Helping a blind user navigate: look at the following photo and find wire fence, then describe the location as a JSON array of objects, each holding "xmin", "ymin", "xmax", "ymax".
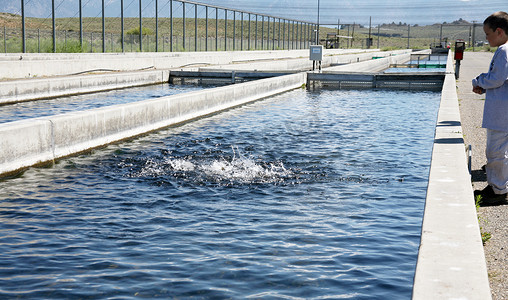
[
  {"xmin": 1, "ymin": 0, "xmax": 317, "ymax": 53},
  {"xmin": 0, "ymin": 0, "xmax": 487, "ymax": 53}
]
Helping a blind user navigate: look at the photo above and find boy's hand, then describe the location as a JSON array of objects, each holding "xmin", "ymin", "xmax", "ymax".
[{"xmin": 472, "ymin": 86, "xmax": 485, "ymax": 94}]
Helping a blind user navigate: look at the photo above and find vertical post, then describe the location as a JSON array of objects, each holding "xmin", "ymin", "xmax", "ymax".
[
  {"xmin": 205, "ymin": 6, "xmax": 208, "ymax": 51},
  {"xmin": 170, "ymin": 0, "xmax": 173, "ymax": 52},
  {"xmin": 224, "ymin": 9, "xmax": 227, "ymax": 51},
  {"xmin": 267, "ymin": 17, "xmax": 270, "ymax": 50},
  {"xmin": 21, "ymin": 0, "xmax": 26, "ymax": 53},
  {"xmin": 3, "ymin": 26, "xmax": 6, "ymax": 53},
  {"xmin": 52, "ymin": 0, "xmax": 56, "ymax": 53},
  {"xmin": 317, "ymin": 0, "xmax": 320, "ymax": 47},
  {"xmin": 261, "ymin": 16, "xmax": 264, "ymax": 50},
  {"xmin": 215, "ymin": 8, "xmax": 218, "ymax": 51},
  {"xmin": 121, "ymin": 0, "xmax": 124, "ymax": 52},
  {"xmin": 102, "ymin": 0, "xmax": 105, "ymax": 53},
  {"xmin": 278, "ymin": 19, "xmax": 281, "ymax": 49},
  {"xmin": 241, "ymin": 13, "xmax": 243, "ymax": 51},
  {"xmin": 194, "ymin": 4, "xmax": 197, "ymax": 52},
  {"xmin": 233, "ymin": 11, "xmax": 236, "ymax": 51},
  {"xmin": 248, "ymin": 13, "xmax": 251, "ymax": 50},
  {"xmin": 352, "ymin": 22, "xmax": 355, "ymax": 48},
  {"xmin": 407, "ymin": 24, "xmax": 410, "ymax": 49},
  {"xmin": 439, "ymin": 24, "xmax": 443, "ymax": 42},
  {"xmin": 80, "ymin": 0, "xmax": 83, "ymax": 49},
  {"xmin": 183, "ymin": 2, "xmax": 186, "ymax": 50},
  {"xmin": 139, "ymin": 0, "xmax": 142, "ymax": 52},
  {"xmin": 255, "ymin": 15, "xmax": 258, "ymax": 50},
  {"xmin": 283, "ymin": 20, "xmax": 286, "ymax": 49},
  {"xmin": 156, "ymin": 0, "xmax": 159, "ymax": 52},
  {"xmin": 472, "ymin": 22, "xmax": 476, "ymax": 52},
  {"xmin": 377, "ymin": 24, "xmax": 380, "ymax": 49},
  {"xmin": 37, "ymin": 29, "xmax": 40, "ymax": 53},
  {"xmin": 368, "ymin": 16, "xmax": 372, "ymax": 49}
]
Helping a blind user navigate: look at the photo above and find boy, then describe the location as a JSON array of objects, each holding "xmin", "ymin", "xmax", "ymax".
[{"xmin": 472, "ymin": 11, "xmax": 508, "ymax": 205}]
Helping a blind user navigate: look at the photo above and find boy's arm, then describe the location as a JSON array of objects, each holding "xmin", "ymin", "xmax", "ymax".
[{"xmin": 474, "ymin": 49, "xmax": 508, "ymax": 90}]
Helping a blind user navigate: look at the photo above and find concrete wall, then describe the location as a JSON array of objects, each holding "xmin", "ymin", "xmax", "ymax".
[
  {"xmin": 412, "ymin": 52, "xmax": 491, "ymax": 299},
  {"xmin": 0, "ymin": 72, "xmax": 306, "ymax": 177},
  {"xmin": 0, "ymin": 49, "xmax": 374, "ymax": 79},
  {"xmin": 0, "ymin": 49, "xmax": 402, "ymax": 104},
  {"xmin": 0, "ymin": 70, "xmax": 170, "ymax": 105}
]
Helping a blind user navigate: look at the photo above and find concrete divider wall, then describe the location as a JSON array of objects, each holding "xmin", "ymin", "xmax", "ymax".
[
  {"xmin": 0, "ymin": 70, "xmax": 170, "ymax": 104},
  {"xmin": 0, "ymin": 72, "xmax": 306, "ymax": 177},
  {"xmin": 323, "ymin": 52, "xmax": 411, "ymax": 73},
  {"xmin": 412, "ymin": 52, "xmax": 491, "ymax": 299},
  {"xmin": 0, "ymin": 49, "xmax": 371, "ymax": 79}
]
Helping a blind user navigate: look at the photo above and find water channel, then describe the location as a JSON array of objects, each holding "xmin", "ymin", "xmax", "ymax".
[{"xmin": 0, "ymin": 87, "xmax": 440, "ymax": 298}]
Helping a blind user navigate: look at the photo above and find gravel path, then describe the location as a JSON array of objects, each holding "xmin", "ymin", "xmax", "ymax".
[{"xmin": 457, "ymin": 51, "xmax": 508, "ymax": 300}]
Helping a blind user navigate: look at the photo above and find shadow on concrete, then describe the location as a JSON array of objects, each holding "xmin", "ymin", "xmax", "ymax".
[
  {"xmin": 434, "ymin": 137, "xmax": 464, "ymax": 144},
  {"xmin": 471, "ymin": 169, "xmax": 487, "ymax": 183},
  {"xmin": 436, "ymin": 121, "xmax": 461, "ymax": 127}
]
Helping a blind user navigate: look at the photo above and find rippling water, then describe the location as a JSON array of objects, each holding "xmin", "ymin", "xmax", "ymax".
[
  {"xmin": 0, "ymin": 83, "xmax": 208, "ymax": 124},
  {"xmin": 0, "ymin": 88, "xmax": 440, "ymax": 299}
]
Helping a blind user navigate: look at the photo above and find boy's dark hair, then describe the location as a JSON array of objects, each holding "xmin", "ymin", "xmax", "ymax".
[{"xmin": 484, "ymin": 11, "xmax": 508, "ymax": 34}]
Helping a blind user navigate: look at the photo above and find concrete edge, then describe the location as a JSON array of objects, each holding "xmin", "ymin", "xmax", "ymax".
[
  {"xmin": 412, "ymin": 52, "xmax": 491, "ymax": 299},
  {"xmin": 0, "ymin": 70, "xmax": 170, "ymax": 105},
  {"xmin": 0, "ymin": 72, "xmax": 306, "ymax": 178}
]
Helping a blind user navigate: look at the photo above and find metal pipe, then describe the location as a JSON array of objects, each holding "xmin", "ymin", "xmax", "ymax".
[
  {"xmin": 407, "ymin": 24, "xmax": 410, "ymax": 49},
  {"xmin": 248, "ymin": 13, "xmax": 251, "ymax": 50},
  {"xmin": 278, "ymin": 18, "xmax": 281, "ymax": 49}
]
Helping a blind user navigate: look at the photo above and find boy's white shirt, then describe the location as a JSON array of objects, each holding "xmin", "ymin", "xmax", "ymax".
[{"xmin": 472, "ymin": 42, "xmax": 508, "ymax": 132}]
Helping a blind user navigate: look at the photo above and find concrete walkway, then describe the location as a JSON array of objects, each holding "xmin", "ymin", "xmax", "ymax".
[{"xmin": 457, "ymin": 51, "xmax": 508, "ymax": 300}]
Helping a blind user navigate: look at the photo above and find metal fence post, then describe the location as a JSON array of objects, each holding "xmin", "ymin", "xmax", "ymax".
[
  {"xmin": 215, "ymin": 8, "xmax": 218, "ymax": 51},
  {"xmin": 263, "ymin": 16, "xmax": 266, "ymax": 50},
  {"xmin": 224, "ymin": 9, "xmax": 227, "ymax": 51},
  {"xmin": 121, "ymin": 0, "xmax": 124, "ymax": 52},
  {"xmin": 156, "ymin": 0, "xmax": 159, "ymax": 52},
  {"xmin": 80, "ymin": 0, "xmax": 83, "ymax": 49},
  {"xmin": 195, "ymin": 4, "xmax": 197, "ymax": 52},
  {"xmin": 205, "ymin": 6, "xmax": 208, "ymax": 51},
  {"xmin": 139, "ymin": 0, "xmax": 142, "ymax": 52},
  {"xmin": 183, "ymin": 2, "xmax": 186, "ymax": 50},
  {"xmin": 21, "ymin": 0, "xmax": 25, "ymax": 53},
  {"xmin": 248, "ymin": 13, "xmax": 251, "ymax": 50},
  {"xmin": 233, "ymin": 11, "xmax": 236, "ymax": 51},
  {"xmin": 102, "ymin": 0, "xmax": 105, "ymax": 53},
  {"xmin": 170, "ymin": 0, "xmax": 173, "ymax": 52},
  {"xmin": 241, "ymin": 12, "xmax": 243, "ymax": 51},
  {"xmin": 52, "ymin": 0, "xmax": 56, "ymax": 53},
  {"xmin": 407, "ymin": 24, "xmax": 410, "ymax": 49},
  {"xmin": 255, "ymin": 15, "xmax": 258, "ymax": 50}
]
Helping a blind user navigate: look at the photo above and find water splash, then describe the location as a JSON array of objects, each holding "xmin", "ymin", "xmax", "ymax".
[{"xmin": 127, "ymin": 146, "xmax": 293, "ymax": 185}]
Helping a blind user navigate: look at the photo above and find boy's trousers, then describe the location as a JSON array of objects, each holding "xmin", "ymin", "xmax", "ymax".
[{"xmin": 486, "ymin": 128, "xmax": 508, "ymax": 194}]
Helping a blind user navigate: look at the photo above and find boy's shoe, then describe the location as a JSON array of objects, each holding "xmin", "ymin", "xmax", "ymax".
[{"xmin": 474, "ymin": 185, "xmax": 508, "ymax": 206}]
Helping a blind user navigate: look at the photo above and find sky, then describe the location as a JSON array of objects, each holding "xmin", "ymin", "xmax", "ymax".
[{"xmin": 1, "ymin": 0, "xmax": 507, "ymax": 26}]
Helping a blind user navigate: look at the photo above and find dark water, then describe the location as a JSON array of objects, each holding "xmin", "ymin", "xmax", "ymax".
[
  {"xmin": 0, "ymin": 88, "xmax": 440, "ymax": 299},
  {"xmin": 0, "ymin": 83, "xmax": 208, "ymax": 124}
]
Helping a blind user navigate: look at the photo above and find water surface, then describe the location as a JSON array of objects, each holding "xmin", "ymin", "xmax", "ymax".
[{"xmin": 0, "ymin": 88, "xmax": 440, "ymax": 299}]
